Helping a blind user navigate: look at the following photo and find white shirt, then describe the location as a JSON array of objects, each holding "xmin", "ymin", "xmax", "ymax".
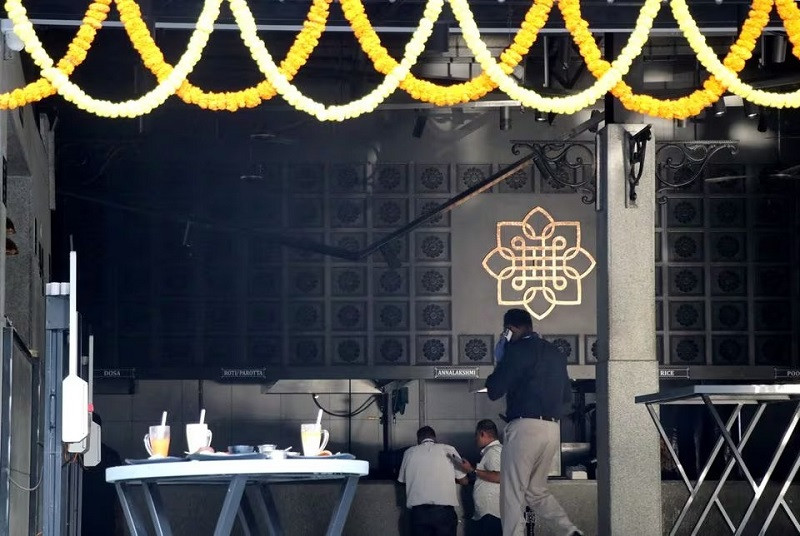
[
  {"xmin": 473, "ymin": 440, "xmax": 502, "ymax": 520},
  {"xmin": 398, "ymin": 439, "xmax": 467, "ymax": 508}
]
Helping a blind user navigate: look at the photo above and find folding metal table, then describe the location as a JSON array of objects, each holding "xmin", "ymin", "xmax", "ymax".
[
  {"xmin": 106, "ymin": 458, "xmax": 369, "ymax": 536},
  {"xmin": 635, "ymin": 384, "xmax": 800, "ymax": 536}
]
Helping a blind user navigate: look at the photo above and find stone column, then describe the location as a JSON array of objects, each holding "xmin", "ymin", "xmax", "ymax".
[{"xmin": 596, "ymin": 124, "xmax": 662, "ymax": 535}]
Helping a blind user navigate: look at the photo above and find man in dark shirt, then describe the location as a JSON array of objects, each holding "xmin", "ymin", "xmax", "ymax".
[{"xmin": 486, "ymin": 309, "xmax": 582, "ymax": 536}]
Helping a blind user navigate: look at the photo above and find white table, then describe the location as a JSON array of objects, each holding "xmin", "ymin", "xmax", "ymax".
[
  {"xmin": 106, "ymin": 458, "xmax": 369, "ymax": 536},
  {"xmin": 636, "ymin": 384, "xmax": 800, "ymax": 536}
]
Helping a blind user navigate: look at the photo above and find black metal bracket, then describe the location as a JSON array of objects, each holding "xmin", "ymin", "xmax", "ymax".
[
  {"xmin": 510, "ymin": 140, "xmax": 596, "ymax": 204},
  {"xmin": 625, "ymin": 125, "xmax": 652, "ymax": 203},
  {"xmin": 655, "ymin": 141, "xmax": 739, "ymax": 203}
]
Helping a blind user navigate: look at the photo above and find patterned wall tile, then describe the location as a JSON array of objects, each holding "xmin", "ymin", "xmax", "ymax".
[
  {"xmin": 669, "ymin": 335, "xmax": 706, "ymax": 365},
  {"xmin": 288, "ymin": 197, "xmax": 324, "ymax": 228},
  {"xmin": 710, "ymin": 266, "xmax": 747, "ymax": 296},
  {"xmin": 373, "ymin": 234, "xmax": 409, "ymax": 263},
  {"xmin": 415, "ymin": 198, "xmax": 451, "ymax": 228},
  {"xmin": 246, "ymin": 301, "xmax": 282, "ymax": 332},
  {"xmin": 754, "ymin": 233, "xmax": 792, "ymax": 263},
  {"xmin": 415, "ymin": 232, "xmax": 451, "ymax": 262},
  {"xmin": 543, "ymin": 334, "xmax": 580, "ymax": 365},
  {"xmin": 332, "ymin": 267, "xmax": 367, "ymax": 297},
  {"xmin": 374, "ymin": 336, "xmax": 409, "ymax": 365},
  {"xmin": 374, "ymin": 163, "xmax": 409, "ymax": 194},
  {"xmin": 415, "ymin": 164, "xmax": 450, "ymax": 193},
  {"xmin": 331, "ymin": 337, "xmax": 367, "ymax": 365},
  {"xmin": 287, "ymin": 233, "xmax": 325, "ymax": 262},
  {"xmin": 249, "ymin": 236, "xmax": 283, "ymax": 265},
  {"xmin": 585, "ymin": 335, "xmax": 598, "ymax": 364},
  {"xmin": 755, "ymin": 335, "xmax": 792, "ymax": 366},
  {"xmin": 755, "ymin": 267, "xmax": 792, "ymax": 297},
  {"xmin": 330, "ymin": 198, "xmax": 367, "ymax": 228},
  {"xmin": 330, "ymin": 163, "xmax": 365, "ymax": 194},
  {"xmin": 656, "ymin": 266, "xmax": 663, "ymax": 297},
  {"xmin": 374, "ymin": 301, "xmax": 409, "ymax": 331},
  {"xmin": 415, "ymin": 267, "xmax": 451, "ymax": 296},
  {"xmin": 416, "ymin": 335, "xmax": 452, "ymax": 365},
  {"xmin": 754, "ymin": 197, "xmax": 793, "ymax": 228},
  {"xmin": 330, "ymin": 232, "xmax": 367, "ymax": 258},
  {"xmin": 710, "ymin": 232, "xmax": 746, "ymax": 262},
  {"xmin": 709, "ymin": 198, "xmax": 746, "ymax": 228},
  {"xmin": 712, "ymin": 336, "xmax": 748, "ymax": 365},
  {"xmin": 668, "ymin": 301, "xmax": 705, "ymax": 331},
  {"xmin": 754, "ymin": 300, "xmax": 792, "ymax": 331},
  {"xmin": 374, "ymin": 268, "xmax": 409, "ymax": 296},
  {"xmin": 289, "ymin": 301, "xmax": 324, "ymax": 331},
  {"xmin": 204, "ymin": 301, "xmax": 240, "ymax": 334},
  {"xmin": 668, "ymin": 232, "xmax": 704, "ymax": 262},
  {"xmin": 668, "ymin": 267, "xmax": 705, "ymax": 296},
  {"xmin": 457, "ymin": 164, "xmax": 492, "ymax": 193},
  {"xmin": 667, "ymin": 198, "xmax": 704, "ymax": 227},
  {"xmin": 373, "ymin": 198, "xmax": 409, "ymax": 228},
  {"xmin": 497, "ymin": 165, "xmax": 534, "ymax": 193},
  {"xmin": 248, "ymin": 267, "xmax": 282, "ymax": 298},
  {"xmin": 655, "ymin": 233, "xmax": 662, "ymax": 263},
  {"xmin": 457, "ymin": 335, "xmax": 494, "ymax": 365},
  {"xmin": 711, "ymin": 301, "xmax": 747, "ymax": 331},
  {"xmin": 332, "ymin": 301, "xmax": 367, "ymax": 331},
  {"xmin": 246, "ymin": 336, "xmax": 282, "ymax": 365},
  {"xmin": 288, "ymin": 266, "xmax": 325, "ymax": 297},
  {"xmin": 416, "ymin": 301, "xmax": 452, "ymax": 331},
  {"xmin": 705, "ymin": 165, "xmax": 746, "ymax": 194},
  {"xmin": 656, "ymin": 301, "xmax": 663, "ymax": 331},
  {"xmin": 288, "ymin": 163, "xmax": 324, "ymax": 194},
  {"xmin": 289, "ymin": 337, "xmax": 325, "ymax": 366}
]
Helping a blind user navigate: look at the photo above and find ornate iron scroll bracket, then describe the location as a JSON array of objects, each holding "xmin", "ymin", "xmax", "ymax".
[
  {"xmin": 624, "ymin": 125, "xmax": 652, "ymax": 205},
  {"xmin": 655, "ymin": 141, "xmax": 739, "ymax": 203},
  {"xmin": 510, "ymin": 140, "xmax": 597, "ymax": 204}
]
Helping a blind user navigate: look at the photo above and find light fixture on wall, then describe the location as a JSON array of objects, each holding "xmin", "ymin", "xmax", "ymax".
[
  {"xmin": 744, "ymin": 101, "xmax": 759, "ymax": 119},
  {"xmin": 757, "ymin": 109, "xmax": 769, "ymax": 132},
  {"xmin": 713, "ymin": 99, "xmax": 726, "ymax": 117},
  {"xmin": 429, "ymin": 22, "xmax": 449, "ymax": 54},
  {"xmin": 1, "ymin": 19, "xmax": 24, "ymax": 52},
  {"xmin": 534, "ymin": 110, "xmax": 548, "ymax": 122},
  {"xmin": 6, "ymin": 217, "xmax": 15, "ymax": 236},
  {"xmin": 6, "ymin": 238, "xmax": 18, "ymax": 256},
  {"xmin": 772, "ymin": 34, "xmax": 787, "ymax": 64},
  {"xmin": 499, "ymin": 107, "xmax": 511, "ymax": 130},
  {"xmin": 412, "ymin": 112, "xmax": 428, "ymax": 138},
  {"xmin": 674, "ymin": 118, "xmax": 687, "ymax": 128}
]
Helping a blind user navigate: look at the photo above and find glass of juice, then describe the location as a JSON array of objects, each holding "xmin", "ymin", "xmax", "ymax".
[{"xmin": 144, "ymin": 425, "xmax": 170, "ymax": 458}]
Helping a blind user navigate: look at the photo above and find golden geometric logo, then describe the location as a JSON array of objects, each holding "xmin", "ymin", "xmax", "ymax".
[{"xmin": 481, "ymin": 206, "xmax": 596, "ymax": 320}]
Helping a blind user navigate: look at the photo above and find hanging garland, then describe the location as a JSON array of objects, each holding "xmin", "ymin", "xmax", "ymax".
[
  {"xmin": 118, "ymin": 0, "xmax": 332, "ymax": 111},
  {"xmin": 674, "ymin": 0, "xmax": 800, "ymax": 108},
  {"xmin": 0, "ymin": 0, "xmax": 111, "ymax": 110},
  {"xmin": 562, "ymin": 0, "xmax": 771, "ymax": 119},
  {"xmin": 341, "ymin": 0, "xmax": 553, "ymax": 106},
  {"xmin": 4, "ymin": 0, "xmax": 223, "ymax": 117},
  {"xmin": 450, "ymin": 0, "xmax": 661, "ymax": 114},
  {"xmin": 229, "ymin": 0, "xmax": 444, "ymax": 121}
]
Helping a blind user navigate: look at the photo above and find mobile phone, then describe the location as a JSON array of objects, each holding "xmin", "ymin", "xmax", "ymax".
[
  {"xmin": 502, "ymin": 329, "xmax": 512, "ymax": 342},
  {"xmin": 449, "ymin": 452, "xmax": 463, "ymax": 465}
]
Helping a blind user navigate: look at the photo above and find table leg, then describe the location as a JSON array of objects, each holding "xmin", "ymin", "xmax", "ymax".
[
  {"xmin": 213, "ymin": 475, "xmax": 247, "ymax": 536},
  {"xmin": 142, "ymin": 483, "xmax": 174, "ymax": 536},
  {"xmin": 761, "ymin": 440, "xmax": 800, "ymax": 536},
  {"xmin": 324, "ymin": 476, "xmax": 359, "ymax": 536},
  {"xmin": 692, "ymin": 403, "xmax": 766, "ymax": 536},
  {"xmin": 115, "ymin": 482, "xmax": 149, "ymax": 536},
  {"xmin": 247, "ymin": 484, "xmax": 284, "ymax": 536}
]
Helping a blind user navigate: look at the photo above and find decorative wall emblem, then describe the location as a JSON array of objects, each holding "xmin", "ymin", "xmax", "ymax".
[{"xmin": 482, "ymin": 207, "xmax": 595, "ymax": 320}]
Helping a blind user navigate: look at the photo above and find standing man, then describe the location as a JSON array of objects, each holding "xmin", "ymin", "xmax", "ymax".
[
  {"xmin": 457, "ymin": 419, "xmax": 503, "ymax": 536},
  {"xmin": 398, "ymin": 426, "xmax": 467, "ymax": 536},
  {"xmin": 486, "ymin": 308, "xmax": 582, "ymax": 536}
]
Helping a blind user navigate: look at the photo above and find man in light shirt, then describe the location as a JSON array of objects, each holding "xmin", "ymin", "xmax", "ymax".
[
  {"xmin": 398, "ymin": 426, "xmax": 467, "ymax": 536},
  {"xmin": 458, "ymin": 419, "xmax": 503, "ymax": 536}
]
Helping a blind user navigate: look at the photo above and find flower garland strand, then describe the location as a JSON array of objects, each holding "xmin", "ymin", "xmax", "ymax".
[
  {"xmin": 562, "ymin": 0, "xmax": 771, "ymax": 119},
  {"xmin": 229, "ymin": 0, "xmax": 444, "ymax": 121},
  {"xmin": 774, "ymin": 0, "xmax": 800, "ymax": 61},
  {"xmin": 450, "ymin": 0, "xmax": 661, "ymax": 114},
  {"xmin": 4, "ymin": 0, "xmax": 223, "ymax": 117},
  {"xmin": 0, "ymin": 0, "xmax": 111, "ymax": 110},
  {"xmin": 341, "ymin": 0, "xmax": 553, "ymax": 106},
  {"xmin": 673, "ymin": 0, "xmax": 800, "ymax": 108},
  {"xmin": 118, "ymin": 0, "xmax": 332, "ymax": 111}
]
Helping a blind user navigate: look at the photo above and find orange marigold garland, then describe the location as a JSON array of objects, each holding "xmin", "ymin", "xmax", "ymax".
[
  {"xmin": 561, "ymin": 0, "xmax": 772, "ymax": 119},
  {"xmin": 0, "ymin": 0, "xmax": 111, "ymax": 110}
]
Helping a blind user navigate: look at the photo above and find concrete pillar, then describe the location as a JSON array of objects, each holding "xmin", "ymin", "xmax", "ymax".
[{"xmin": 596, "ymin": 125, "xmax": 662, "ymax": 535}]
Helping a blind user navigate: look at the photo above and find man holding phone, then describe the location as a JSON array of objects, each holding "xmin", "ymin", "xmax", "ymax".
[
  {"xmin": 486, "ymin": 309, "xmax": 582, "ymax": 536},
  {"xmin": 456, "ymin": 419, "xmax": 503, "ymax": 536}
]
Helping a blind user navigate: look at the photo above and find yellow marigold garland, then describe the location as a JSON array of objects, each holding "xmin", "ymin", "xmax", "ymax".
[
  {"xmin": 562, "ymin": 0, "xmax": 771, "ymax": 119},
  {"xmin": 341, "ymin": 0, "xmax": 553, "ymax": 106},
  {"xmin": 0, "ymin": 0, "xmax": 111, "ymax": 110},
  {"xmin": 117, "ymin": 0, "xmax": 331, "ymax": 111},
  {"xmin": 775, "ymin": 0, "xmax": 800, "ymax": 61}
]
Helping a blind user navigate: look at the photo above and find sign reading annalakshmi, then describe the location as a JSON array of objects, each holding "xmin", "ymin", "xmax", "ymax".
[
  {"xmin": 434, "ymin": 367, "xmax": 480, "ymax": 379},
  {"xmin": 219, "ymin": 367, "xmax": 267, "ymax": 380}
]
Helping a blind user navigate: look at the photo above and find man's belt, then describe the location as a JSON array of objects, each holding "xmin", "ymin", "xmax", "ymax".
[{"xmin": 501, "ymin": 413, "xmax": 559, "ymax": 423}]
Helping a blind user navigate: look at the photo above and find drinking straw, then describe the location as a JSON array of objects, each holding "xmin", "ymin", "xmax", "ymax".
[
  {"xmin": 161, "ymin": 411, "xmax": 167, "ymax": 426},
  {"xmin": 315, "ymin": 409, "xmax": 323, "ymax": 427},
  {"xmin": 199, "ymin": 409, "xmax": 206, "ymax": 425}
]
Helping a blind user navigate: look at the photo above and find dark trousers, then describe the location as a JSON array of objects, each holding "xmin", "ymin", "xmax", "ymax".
[
  {"xmin": 410, "ymin": 505, "xmax": 457, "ymax": 536},
  {"xmin": 473, "ymin": 514, "xmax": 502, "ymax": 536}
]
